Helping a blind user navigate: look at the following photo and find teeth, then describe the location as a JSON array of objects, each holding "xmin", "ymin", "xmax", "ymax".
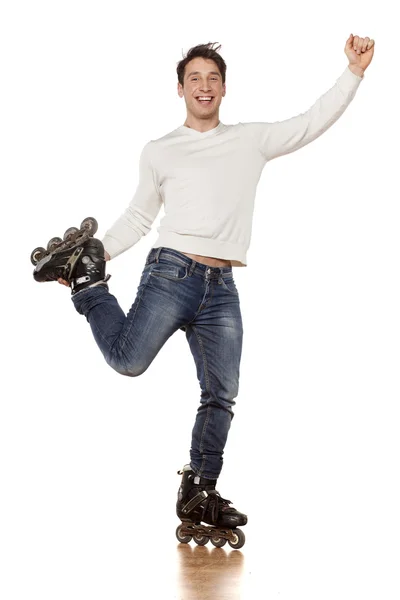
[{"xmin": 197, "ymin": 97, "xmax": 212, "ymax": 100}]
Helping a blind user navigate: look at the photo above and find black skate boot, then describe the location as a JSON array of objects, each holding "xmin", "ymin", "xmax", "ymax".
[
  {"xmin": 31, "ymin": 217, "xmax": 110, "ymax": 294},
  {"xmin": 175, "ymin": 464, "xmax": 247, "ymax": 549},
  {"xmin": 68, "ymin": 237, "xmax": 110, "ymax": 295}
]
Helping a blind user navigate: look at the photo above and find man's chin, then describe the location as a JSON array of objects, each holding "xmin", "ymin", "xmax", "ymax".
[{"xmin": 193, "ymin": 109, "xmax": 218, "ymax": 119}]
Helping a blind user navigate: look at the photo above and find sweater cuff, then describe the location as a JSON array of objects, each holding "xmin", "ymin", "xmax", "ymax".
[
  {"xmin": 346, "ymin": 64, "xmax": 365, "ymax": 80},
  {"xmin": 101, "ymin": 235, "xmax": 128, "ymax": 260}
]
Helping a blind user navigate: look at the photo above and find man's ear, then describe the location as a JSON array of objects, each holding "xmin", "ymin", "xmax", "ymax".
[
  {"xmin": 222, "ymin": 83, "xmax": 226, "ymax": 97},
  {"xmin": 177, "ymin": 82, "xmax": 184, "ymax": 98}
]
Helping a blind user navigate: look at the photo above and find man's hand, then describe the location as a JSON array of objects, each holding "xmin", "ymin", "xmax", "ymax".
[
  {"xmin": 345, "ymin": 33, "xmax": 375, "ymax": 76},
  {"xmin": 58, "ymin": 278, "xmax": 70, "ymax": 287}
]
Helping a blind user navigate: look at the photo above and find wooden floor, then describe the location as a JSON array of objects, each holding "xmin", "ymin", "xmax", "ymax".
[
  {"xmin": 138, "ymin": 521, "xmax": 263, "ymax": 600},
  {"xmin": 176, "ymin": 543, "xmax": 246, "ymax": 600}
]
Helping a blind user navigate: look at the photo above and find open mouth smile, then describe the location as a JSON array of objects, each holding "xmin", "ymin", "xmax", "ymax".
[{"xmin": 196, "ymin": 96, "xmax": 215, "ymax": 105}]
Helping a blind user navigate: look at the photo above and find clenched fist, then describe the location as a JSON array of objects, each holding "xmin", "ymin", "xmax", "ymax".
[{"xmin": 345, "ymin": 33, "xmax": 375, "ymax": 72}]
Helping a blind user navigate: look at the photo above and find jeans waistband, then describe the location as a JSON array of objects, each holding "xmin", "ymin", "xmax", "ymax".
[{"xmin": 146, "ymin": 247, "xmax": 233, "ymax": 278}]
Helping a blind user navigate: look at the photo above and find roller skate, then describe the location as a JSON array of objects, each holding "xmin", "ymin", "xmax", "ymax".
[
  {"xmin": 175, "ymin": 464, "xmax": 247, "ymax": 550},
  {"xmin": 30, "ymin": 217, "xmax": 110, "ymax": 295}
]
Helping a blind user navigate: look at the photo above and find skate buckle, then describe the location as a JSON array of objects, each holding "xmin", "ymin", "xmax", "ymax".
[
  {"xmin": 74, "ymin": 276, "xmax": 91, "ymax": 286},
  {"xmin": 65, "ymin": 246, "xmax": 83, "ymax": 279},
  {"xmin": 182, "ymin": 490, "xmax": 208, "ymax": 514}
]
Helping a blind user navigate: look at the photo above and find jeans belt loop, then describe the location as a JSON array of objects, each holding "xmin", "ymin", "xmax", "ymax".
[
  {"xmin": 155, "ymin": 247, "xmax": 162, "ymax": 263},
  {"xmin": 189, "ymin": 260, "xmax": 196, "ymax": 276}
]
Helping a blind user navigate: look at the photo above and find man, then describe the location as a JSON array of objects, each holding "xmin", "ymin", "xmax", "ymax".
[{"xmin": 33, "ymin": 35, "xmax": 375, "ymax": 547}]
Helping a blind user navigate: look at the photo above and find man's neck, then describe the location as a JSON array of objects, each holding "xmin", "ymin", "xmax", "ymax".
[{"xmin": 183, "ymin": 117, "xmax": 220, "ymax": 133}]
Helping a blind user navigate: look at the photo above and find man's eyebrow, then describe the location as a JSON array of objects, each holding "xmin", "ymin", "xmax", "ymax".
[{"xmin": 186, "ymin": 71, "xmax": 221, "ymax": 78}]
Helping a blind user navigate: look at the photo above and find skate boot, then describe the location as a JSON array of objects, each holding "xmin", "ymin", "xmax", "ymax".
[
  {"xmin": 175, "ymin": 464, "xmax": 248, "ymax": 549},
  {"xmin": 31, "ymin": 217, "xmax": 110, "ymax": 294}
]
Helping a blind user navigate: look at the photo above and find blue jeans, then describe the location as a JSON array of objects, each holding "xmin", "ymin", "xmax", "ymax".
[{"xmin": 72, "ymin": 246, "xmax": 243, "ymax": 480}]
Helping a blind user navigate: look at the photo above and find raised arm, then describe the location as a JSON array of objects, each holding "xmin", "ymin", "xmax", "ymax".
[{"xmin": 242, "ymin": 34, "xmax": 375, "ymax": 162}]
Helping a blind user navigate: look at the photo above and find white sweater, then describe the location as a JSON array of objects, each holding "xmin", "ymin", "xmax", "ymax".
[{"xmin": 102, "ymin": 66, "xmax": 364, "ymax": 267}]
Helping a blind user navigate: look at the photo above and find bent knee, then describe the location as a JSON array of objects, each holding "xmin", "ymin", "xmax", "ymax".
[{"xmin": 108, "ymin": 359, "xmax": 149, "ymax": 378}]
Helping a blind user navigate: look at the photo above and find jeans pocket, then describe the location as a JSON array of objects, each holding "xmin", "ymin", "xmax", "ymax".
[
  {"xmin": 149, "ymin": 263, "xmax": 188, "ymax": 281},
  {"xmin": 220, "ymin": 276, "xmax": 239, "ymax": 295}
]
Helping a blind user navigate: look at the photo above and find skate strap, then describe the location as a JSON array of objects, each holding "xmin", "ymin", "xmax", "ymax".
[
  {"xmin": 182, "ymin": 489, "xmax": 233, "ymax": 524},
  {"xmin": 182, "ymin": 490, "xmax": 208, "ymax": 514},
  {"xmin": 65, "ymin": 246, "xmax": 83, "ymax": 279}
]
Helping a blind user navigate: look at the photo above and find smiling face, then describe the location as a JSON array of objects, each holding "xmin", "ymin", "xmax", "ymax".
[{"xmin": 177, "ymin": 57, "xmax": 226, "ymax": 124}]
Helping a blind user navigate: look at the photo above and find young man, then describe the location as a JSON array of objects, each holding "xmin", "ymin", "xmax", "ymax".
[{"xmin": 33, "ymin": 35, "xmax": 375, "ymax": 546}]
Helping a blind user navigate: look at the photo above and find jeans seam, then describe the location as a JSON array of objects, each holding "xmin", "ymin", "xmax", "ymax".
[
  {"xmin": 73, "ymin": 288, "xmax": 113, "ymax": 350},
  {"xmin": 118, "ymin": 268, "xmax": 152, "ymax": 355},
  {"xmin": 192, "ymin": 324, "xmax": 211, "ymax": 477}
]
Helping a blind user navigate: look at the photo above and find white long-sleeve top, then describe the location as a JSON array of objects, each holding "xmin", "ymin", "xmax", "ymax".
[{"xmin": 102, "ymin": 66, "xmax": 364, "ymax": 267}]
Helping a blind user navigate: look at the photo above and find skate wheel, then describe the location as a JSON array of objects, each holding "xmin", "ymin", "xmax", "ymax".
[
  {"xmin": 193, "ymin": 533, "xmax": 209, "ymax": 546},
  {"xmin": 210, "ymin": 536, "xmax": 227, "ymax": 548},
  {"xmin": 63, "ymin": 227, "xmax": 79, "ymax": 240},
  {"xmin": 175, "ymin": 525, "xmax": 192, "ymax": 544},
  {"xmin": 30, "ymin": 246, "xmax": 46, "ymax": 265},
  {"xmin": 80, "ymin": 217, "xmax": 98, "ymax": 235},
  {"xmin": 228, "ymin": 528, "xmax": 245, "ymax": 550},
  {"xmin": 47, "ymin": 237, "xmax": 62, "ymax": 251}
]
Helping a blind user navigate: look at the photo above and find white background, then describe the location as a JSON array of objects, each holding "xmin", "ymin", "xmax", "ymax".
[{"xmin": 1, "ymin": 1, "xmax": 398, "ymax": 598}]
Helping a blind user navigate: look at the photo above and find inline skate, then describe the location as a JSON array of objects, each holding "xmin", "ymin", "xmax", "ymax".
[
  {"xmin": 176, "ymin": 464, "xmax": 247, "ymax": 550},
  {"xmin": 30, "ymin": 217, "xmax": 110, "ymax": 295}
]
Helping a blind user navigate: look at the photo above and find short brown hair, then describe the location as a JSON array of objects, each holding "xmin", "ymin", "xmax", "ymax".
[{"xmin": 177, "ymin": 42, "xmax": 227, "ymax": 86}]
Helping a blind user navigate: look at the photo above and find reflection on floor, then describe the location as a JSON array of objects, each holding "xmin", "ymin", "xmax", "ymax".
[{"xmin": 176, "ymin": 543, "xmax": 245, "ymax": 600}]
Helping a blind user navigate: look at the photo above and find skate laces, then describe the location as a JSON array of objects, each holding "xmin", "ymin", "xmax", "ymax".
[{"xmin": 200, "ymin": 489, "xmax": 234, "ymax": 524}]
